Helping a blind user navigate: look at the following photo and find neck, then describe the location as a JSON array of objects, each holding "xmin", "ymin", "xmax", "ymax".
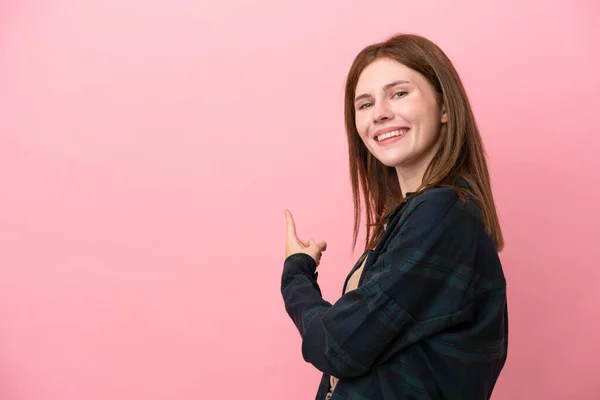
[
  {"xmin": 395, "ymin": 166, "xmax": 425, "ymax": 197},
  {"xmin": 396, "ymin": 136, "xmax": 442, "ymax": 197}
]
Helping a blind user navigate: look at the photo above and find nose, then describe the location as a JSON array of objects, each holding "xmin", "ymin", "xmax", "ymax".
[{"xmin": 372, "ymin": 100, "xmax": 394, "ymax": 123}]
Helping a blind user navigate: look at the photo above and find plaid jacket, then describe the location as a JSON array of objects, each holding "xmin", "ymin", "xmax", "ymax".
[{"xmin": 281, "ymin": 182, "xmax": 508, "ymax": 399}]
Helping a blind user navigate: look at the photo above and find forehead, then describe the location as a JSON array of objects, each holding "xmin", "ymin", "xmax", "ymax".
[{"xmin": 355, "ymin": 58, "xmax": 421, "ymax": 93}]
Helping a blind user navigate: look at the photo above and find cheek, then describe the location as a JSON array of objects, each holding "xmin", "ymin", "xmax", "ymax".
[
  {"xmin": 400, "ymin": 101, "xmax": 439, "ymax": 134},
  {"xmin": 354, "ymin": 113, "xmax": 370, "ymax": 139},
  {"xmin": 393, "ymin": 99, "xmax": 420, "ymax": 122}
]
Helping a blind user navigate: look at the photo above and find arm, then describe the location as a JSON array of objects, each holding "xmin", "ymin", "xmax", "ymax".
[{"xmin": 280, "ymin": 190, "xmax": 483, "ymax": 378}]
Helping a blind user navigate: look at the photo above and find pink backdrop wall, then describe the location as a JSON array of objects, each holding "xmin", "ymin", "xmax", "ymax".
[{"xmin": 1, "ymin": 1, "xmax": 599, "ymax": 399}]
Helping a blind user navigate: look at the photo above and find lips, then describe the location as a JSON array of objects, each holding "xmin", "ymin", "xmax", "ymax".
[
  {"xmin": 372, "ymin": 126, "xmax": 409, "ymax": 138},
  {"xmin": 373, "ymin": 127, "xmax": 410, "ymax": 142}
]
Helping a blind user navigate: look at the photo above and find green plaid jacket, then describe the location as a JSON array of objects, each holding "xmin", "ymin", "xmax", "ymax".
[{"xmin": 281, "ymin": 182, "xmax": 508, "ymax": 399}]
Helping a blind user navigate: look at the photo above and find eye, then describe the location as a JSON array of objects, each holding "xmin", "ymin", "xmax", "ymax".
[
  {"xmin": 393, "ymin": 91, "xmax": 407, "ymax": 98},
  {"xmin": 358, "ymin": 102, "xmax": 373, "ymax": 110}
]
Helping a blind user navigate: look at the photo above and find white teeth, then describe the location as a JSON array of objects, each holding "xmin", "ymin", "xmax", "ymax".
[{"xmin": 376, "ymin": 129, "xmax": 408, "ymax": 141}]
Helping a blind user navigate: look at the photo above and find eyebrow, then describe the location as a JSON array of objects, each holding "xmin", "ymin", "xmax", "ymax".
[{"xmin": 354, "ymin": 80, "xmax": 410, "ymax": 103}]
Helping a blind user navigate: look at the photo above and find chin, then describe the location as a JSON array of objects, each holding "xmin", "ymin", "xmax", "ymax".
[
  {"xmin": 374, "ymin": 153, "xmax": 409, "ymax": 168},
  {"xmin": 375, "ymin": 159, "xmax": 403, "ymax": 169},
  {"xmin": 378, "ymin": 159, "xmax": 400, "ymax": 168}
]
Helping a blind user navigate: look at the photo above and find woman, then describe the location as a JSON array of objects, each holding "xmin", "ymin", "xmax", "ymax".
[{"xmin": 281, "ymin": 33, "xmax": 508, "ymax": 400}]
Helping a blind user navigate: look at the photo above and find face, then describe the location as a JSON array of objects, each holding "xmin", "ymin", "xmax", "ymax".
[{"xmin": 353, "ymin": 58, "xmax": 447, "ymax": 175}]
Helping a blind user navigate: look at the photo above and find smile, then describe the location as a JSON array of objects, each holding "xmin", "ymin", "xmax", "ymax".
[{"xmin": 375, "ymin": 128, "xmax": 409, "ymax": 145}]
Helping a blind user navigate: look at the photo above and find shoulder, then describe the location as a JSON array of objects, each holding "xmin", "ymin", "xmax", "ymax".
[
  {"xmin": 400, "ymin": 186, "xmax": 484, "ymax": 237},
  {"xmin": 405, "ymin": 186, "xmax": 460, "ymax": 221},
  {"xmin": 409, "ymin": 186, "xmax": 460, "ymax": 210}
]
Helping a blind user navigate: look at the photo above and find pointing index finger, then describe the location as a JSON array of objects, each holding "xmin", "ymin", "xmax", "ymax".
[{"xmin": 284, "ymin": 209, "xmax": 297, "ymax": 239}]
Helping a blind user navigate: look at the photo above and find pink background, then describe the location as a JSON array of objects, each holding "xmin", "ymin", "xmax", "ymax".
[{"xmin": 1, "ymin": 1, "xmax": 599, "ymax": 399}]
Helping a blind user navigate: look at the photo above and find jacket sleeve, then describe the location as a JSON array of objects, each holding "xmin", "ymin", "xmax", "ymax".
[{"xmin": 280, "ymin": 190, "xmax": 484, "ymax": 378}]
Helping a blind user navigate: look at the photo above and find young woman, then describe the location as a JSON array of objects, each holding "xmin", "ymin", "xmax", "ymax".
[{"xmin": 281, "ymin": 33, "xmax": 508, "ymax": 400}]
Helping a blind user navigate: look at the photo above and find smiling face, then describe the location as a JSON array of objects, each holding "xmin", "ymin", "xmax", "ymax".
[{"xmin": 353, "ymin": 57, "xmax": 447, "ymax": 190}]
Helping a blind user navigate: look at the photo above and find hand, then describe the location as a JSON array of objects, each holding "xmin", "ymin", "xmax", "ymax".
[{"xmin": 284, "ymin": 209, "xmax": 327, "ymax": 267}]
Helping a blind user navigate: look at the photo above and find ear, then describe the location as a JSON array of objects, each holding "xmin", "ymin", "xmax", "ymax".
[{"xmin": 441, "ymin": 104, "xmax": 448, "ymax": 124}]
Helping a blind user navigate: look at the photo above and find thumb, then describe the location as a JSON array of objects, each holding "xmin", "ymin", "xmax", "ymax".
[
  {"xmin": 318, "ymin": 240, "xmax": 327, "ymax": 251},
  {"xmin": 308, "ymin": 239, "xmax": 327, "ymax": 252}
]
